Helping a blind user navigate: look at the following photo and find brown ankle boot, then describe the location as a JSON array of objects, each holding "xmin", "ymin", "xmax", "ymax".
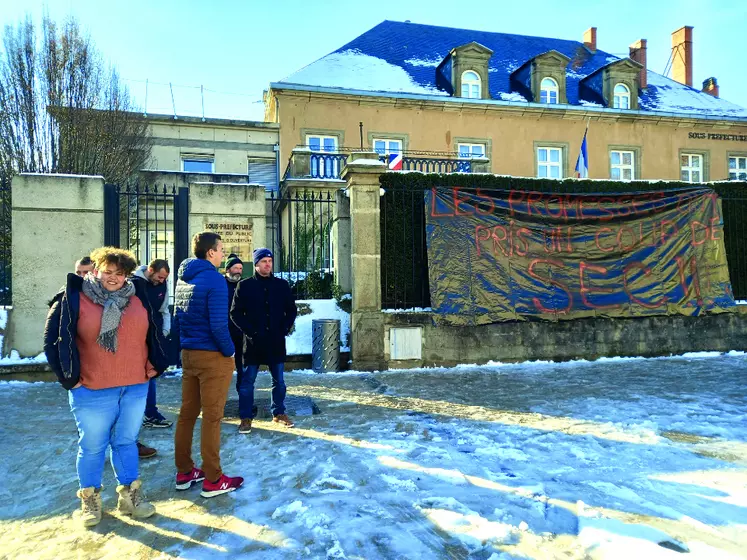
[
  {"xmin": 238, "ymin": 418, "xmax": 253, "ymax": 434},
  {"xmin": 116, "ymin": 479, "xmax": 155, "ymax": 519},
  {"xmin": 77, "ymin": 487, "xmax": 102, "ymax": 527},
  {"xmin": 272, "ymin": 414, "xmax": 295, "ymax": 427}
]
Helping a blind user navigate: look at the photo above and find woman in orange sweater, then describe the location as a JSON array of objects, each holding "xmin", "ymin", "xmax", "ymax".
[{"xmin": 44, "ymin": 247, "xmax": 168, "ymax": 527}]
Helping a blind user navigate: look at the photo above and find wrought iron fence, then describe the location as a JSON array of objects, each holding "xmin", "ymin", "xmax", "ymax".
[
  {"xmin": 104, "ymin": 183, "xmax": 189, "ymax": 296},
  {"xmin": 380, "ymin": 174, "xmax": 747, "ymax": 309},
  {"xmin": 285, "ymin": 146, "xmax": 478, "ymax": 180},
  {"xmin": 269, "ymin": 189, "xmax": 337, "ymax": 299},
  {"xmin": 0, "ymin": 176, "xmax": 11, "ymax": 306}
]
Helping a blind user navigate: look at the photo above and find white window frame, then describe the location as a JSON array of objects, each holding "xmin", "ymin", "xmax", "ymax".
[
  {"xmin": 537, "ymin": 146, "xmax": 563, "ymax": 178},
  {"xmin": 613, "ymin": 83, "xmax": 630, "ymax": 109},
  {"xmin": 681, "ymin": 153, "xmax": 703, "ymax": 183},
  {"xmin": 729, "ymin": 156, "xmax": 747, "ymax": 181},
  {"xmin": 457, "ymin": 143, "xmax": 486, "ymax": 159},
  {"xmin": 306, "ymin": 134, "xmax": 338, "ymax": 153},
  {"xmin": 181, "ymin": 155, "xmax": 214, "ymax": 173},
  {"xmin": 372, "ymin": 138, "xmax": 402, "ymax": 156},
  {"xmin": 540, "ymin": 77, "xmax": 559, "ymax": 104},
  {"xmin": 461, "ymin": 71, "xmax": 481, "ymax": 99},
  {"xmin": 611, "ymin": 150, "xmax": 635, "ymax": 181}
]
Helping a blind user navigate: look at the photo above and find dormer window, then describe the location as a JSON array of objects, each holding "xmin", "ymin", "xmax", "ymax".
[
  {"xmin": 613, "ymin": 83, "xmax": 630, "ymax": 109},
  {"xmin": 461, "ymin": 71, "xmax": 481, "ymax": 98},
  {"xmin": 540, "ymin": 78, "xmax": 559, "ymax": 104}
]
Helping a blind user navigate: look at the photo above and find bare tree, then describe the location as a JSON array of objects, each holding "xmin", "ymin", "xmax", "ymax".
[{"xmin": 0, "ymin": 14, "xmax": 152, "ymax": 185}]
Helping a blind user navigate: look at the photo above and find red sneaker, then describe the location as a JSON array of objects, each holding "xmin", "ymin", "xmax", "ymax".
[
  {"xmin": 200, "ymin": 474, "xmax": 244, "ymax": 498},
  {"xmin": 175, "ymin": 468, "xmax": 205, "ymax": 491}
]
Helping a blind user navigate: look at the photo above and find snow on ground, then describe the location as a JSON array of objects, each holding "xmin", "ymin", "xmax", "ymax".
[
  {"xmin": 287, "ymin": 299, "xmax": 350, "ymax": 355},
  {"xmin": 1, "ymin": 352, "xmax": 746, "ymax": 559}
]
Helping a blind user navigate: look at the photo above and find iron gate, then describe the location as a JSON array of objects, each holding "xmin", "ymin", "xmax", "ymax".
[
  {"xmin": 103, "ymin": 183, "xmax": 189, "ymax": 294},
  {"xmin": 0, "ymin": 176, "xmax": 10, "ymax": 306}
]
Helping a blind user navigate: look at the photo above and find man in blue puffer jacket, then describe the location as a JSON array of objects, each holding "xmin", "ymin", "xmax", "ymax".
[{"xmin": 173, "ymin": 231, "xmax": 244, "ymax": 498}]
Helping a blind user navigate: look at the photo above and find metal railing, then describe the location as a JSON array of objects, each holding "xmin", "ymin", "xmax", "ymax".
[
  {"xmin": 269, "ymin": 189, "xmax": 337, "ymax": 299},
  {"xmin": 285, "ymin": 146, "xmax": 480, "ymax": 180}
]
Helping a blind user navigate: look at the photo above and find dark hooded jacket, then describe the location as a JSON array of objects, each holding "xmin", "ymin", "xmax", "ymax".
[
  {"xmin": 43, "ymin": 273, "xmax": 169, "ymax": 390},
  {"xmin": 173, "ymin": 258, "xmax": 234, "ymax": 357}
]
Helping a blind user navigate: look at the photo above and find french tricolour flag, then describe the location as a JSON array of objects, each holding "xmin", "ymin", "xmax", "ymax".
[
  {"xmin": 574, "ymin": 129, "xmax": 589, "ymax": 178},
  {"xmin": 388, "ymin": 153, "xmax": 403, "ymax": 171}
]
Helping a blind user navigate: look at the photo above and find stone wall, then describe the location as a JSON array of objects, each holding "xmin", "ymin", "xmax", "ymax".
[
  {"xmin": 8, "ymin": 174, "xmax": 105, "ymax": 357},
  {"xmin": 382, "ymin": 309, "xmax": 747, "ymax": 368},
  {"xmin": 188, "ymin": 182, "xmax": 267, "ymax": 265}
]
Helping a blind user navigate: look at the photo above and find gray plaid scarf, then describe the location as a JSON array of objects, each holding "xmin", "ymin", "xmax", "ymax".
[{"xmin": 81, "ymin": 273, "xmax": 135, "ymax": 353}]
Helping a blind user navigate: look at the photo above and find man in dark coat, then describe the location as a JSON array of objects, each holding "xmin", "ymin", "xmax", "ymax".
[
  {"xmin": 230, "ymin": 248, "xmax": 298, "ymax": 433},
  {"xmin": 224, "ymin": 254, "xmax": 244, "ymax": 379}
]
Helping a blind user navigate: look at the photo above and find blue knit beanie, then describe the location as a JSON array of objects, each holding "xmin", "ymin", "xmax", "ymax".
[{"xmin": 253, "ymin": 248, "xmax": 273, "ymax": 265}]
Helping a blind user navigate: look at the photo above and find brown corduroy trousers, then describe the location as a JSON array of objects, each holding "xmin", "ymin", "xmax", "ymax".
[{"xmin": 174, "ymin": 349, "xmax": 234, "ymax": 483}]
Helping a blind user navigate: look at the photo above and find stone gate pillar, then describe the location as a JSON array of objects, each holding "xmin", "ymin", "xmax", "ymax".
[
  {"xmin": 8, "ymin": 174, "xmax": 105, "ymax": 357},
  {"xmin": 341, "ymin": 153, "xmax": 386, "ymax": 370}
]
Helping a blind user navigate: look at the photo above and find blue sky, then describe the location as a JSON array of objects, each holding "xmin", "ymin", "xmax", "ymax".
[{"xmin": 1, "ymin": 0, "xmax": 745, "ymax": 121}]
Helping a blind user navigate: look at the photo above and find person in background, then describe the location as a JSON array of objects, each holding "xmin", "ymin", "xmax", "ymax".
[
  {"xmin": 75, "ymin": 256, "xmax": 95, "ymax": 277},
  {"xmin": 44, "ymin": 247, "xmax": 168, "ymax": 527},
  {"xmin": 133, "ymin": 259, "xmax": 173, "ymax": 429},
  {"xmin": 67, "ymin": 256, "xmax": 158, "ymax": 459},
  {"xmin": 230, "ymin": 248, "xmax": 298, "ymax": 434},
  {"xmin": 224, "ymin": 254, "xmax": 245, "ymax": 412},
  {"xmin": 173, "ymin": 232, "xmax": 243, "ymax": 498}
]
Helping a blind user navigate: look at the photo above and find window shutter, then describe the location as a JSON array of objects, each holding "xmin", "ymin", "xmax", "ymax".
[{"xmin": 248, "ymin": 158, "xmax": 278, "ymax": 190}]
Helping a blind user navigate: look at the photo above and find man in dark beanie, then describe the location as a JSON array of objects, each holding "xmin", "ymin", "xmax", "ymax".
[
  {"xmin": 230, "ymin": 247, "xmax": 297, "ymax": 433},
  {"xmin": 224, "ymin": 254, "xmax": 245, "ymax": 382}
]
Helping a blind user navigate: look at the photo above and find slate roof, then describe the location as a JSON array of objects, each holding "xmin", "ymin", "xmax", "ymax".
[{"xmin": 278, "ymin": 20, "xmax": 747, "ymax": 120}]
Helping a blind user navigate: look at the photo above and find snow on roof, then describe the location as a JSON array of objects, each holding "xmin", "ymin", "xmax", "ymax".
[
  {"xmin": 640, "ymin": 71, "xmax": 747, "ymax": 117},
  {"xmin": 282, "ymin": 50, "xmax": 447, "ymax": 97},
  {"xmin": 276, "ymin": 20, "xmax": 747, "ymax": 120}
]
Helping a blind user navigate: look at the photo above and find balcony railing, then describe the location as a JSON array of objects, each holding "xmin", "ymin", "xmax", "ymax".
[{"xmin": 285, "ymin": 146, "xmax": 488, "ymax": 180}]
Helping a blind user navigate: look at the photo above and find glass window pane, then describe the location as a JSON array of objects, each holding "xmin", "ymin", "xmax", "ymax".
[
  {"xmin": 692, "ymin": 155, "xmax": 701, "ymax": 168},
  {"xmin": 323, "ymin": 138, "xmax": 337, "ymax": 152},
  {"xmin": 459, "ymin": 145, "xmax": 470, "ymax": 158},
  {"xmin": 622, "ymin": 97, "xmax": 629, "ymax": 109},
  {"xmin": 374, "ymin": 140, "xmax": 386, "ymax": 154},
  {"xmin": 390, "ymin": 141, "xmax": 402, "ymax": 154},
  {"xmin": 681, "ymin": 170, "xmax": 689, "ymax": 181},
  {"xmin": 461, "ymin": 84, "xmax": 469, "ymax": 97},
  {"xmin": 308, "ymin": 137, "xmax": 321, "ymax": 151},
  {"xmin": 729, "ymin": 172, "xmax": 737, "ymax": 180},
  {"xmin": 680, "ymin": 155, "xmax": 689, "ymax": 167},
  {"xmin": 623, "ymin": 168, "xmax": 632, "ymax": 180},
  {"xmin": 740, "ymin": 158, "xmax": 747, "ymax": 170},
  {"xmin": 550, "ymin": 92, "xmax": 557, "ymax": 104},
  {"xmin": 538, "ymin": 165, "xmax": 548, "ymax": 178},
  {"xmin": 611, "ymin": 152, "xmax": 620, "ymax": 165},
  {"xmin": 741, "ymin": 172, "xmax": 747, "ymax": 180},
  {"xmin": 550, "ymin": 149, "xmax": 560, "ymax": 163},
  {"xmin": 550, "ymin": 166, "xmax": 560, "ymax": 178},
  {"xmin": 473, "ymin": 145, "xmax": 484, "ymax": 157},
  {"xmin": 623, "ymin": 152, "xmax": 632, "ymax": 165},
  {"xmin": 692, "ymin": 171, "xmax": 701, "ymax": 182},
  {"xmin": 183, "ymin": 159, "xmax": 213, "ymax": 173},
  {"xmin": 538, "ymin": 149, "xmax": 547, "ymax": 162},
  {"xmin": 540, "ymin": 91, "xmax": 547, "ymax": 103},
  {"xmin": 611, "ymin": 168, "xmax": 621, "ymax": 180},
  {"xmin": 472, "ymin": 85, "xmax": 479, "ymax": 98},
  {"xmin": 729, "ymin": 158, "xmax": 736, "ymax": 170}
]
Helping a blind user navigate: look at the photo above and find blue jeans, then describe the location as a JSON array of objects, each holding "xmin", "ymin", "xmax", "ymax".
[
  {"xmin": 238, "ymin": 363, "xmax": 286, "ymax": 419},
  {"xmin": 144, "ymin": 378, "xmax": 161, "ymax": 419},
  {"xmin": 68, "ymin": 382, "xmax": 148, "ymax": 489}
]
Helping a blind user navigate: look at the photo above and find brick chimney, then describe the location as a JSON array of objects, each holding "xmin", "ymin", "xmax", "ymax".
[
  {"xmin": 671, "ymin": 26, "xmax": 693, "ymax": 87},
  {"xmin": 629, "ymin": 39, "xmax": 647, "ymax": 89},
  {"xmin": 702, "ymin": 77, "xmax": 719, "ymax": 97},
  {"xmin": 584, "ymin": 27, "xmax": 597, "ymax": 52}
]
